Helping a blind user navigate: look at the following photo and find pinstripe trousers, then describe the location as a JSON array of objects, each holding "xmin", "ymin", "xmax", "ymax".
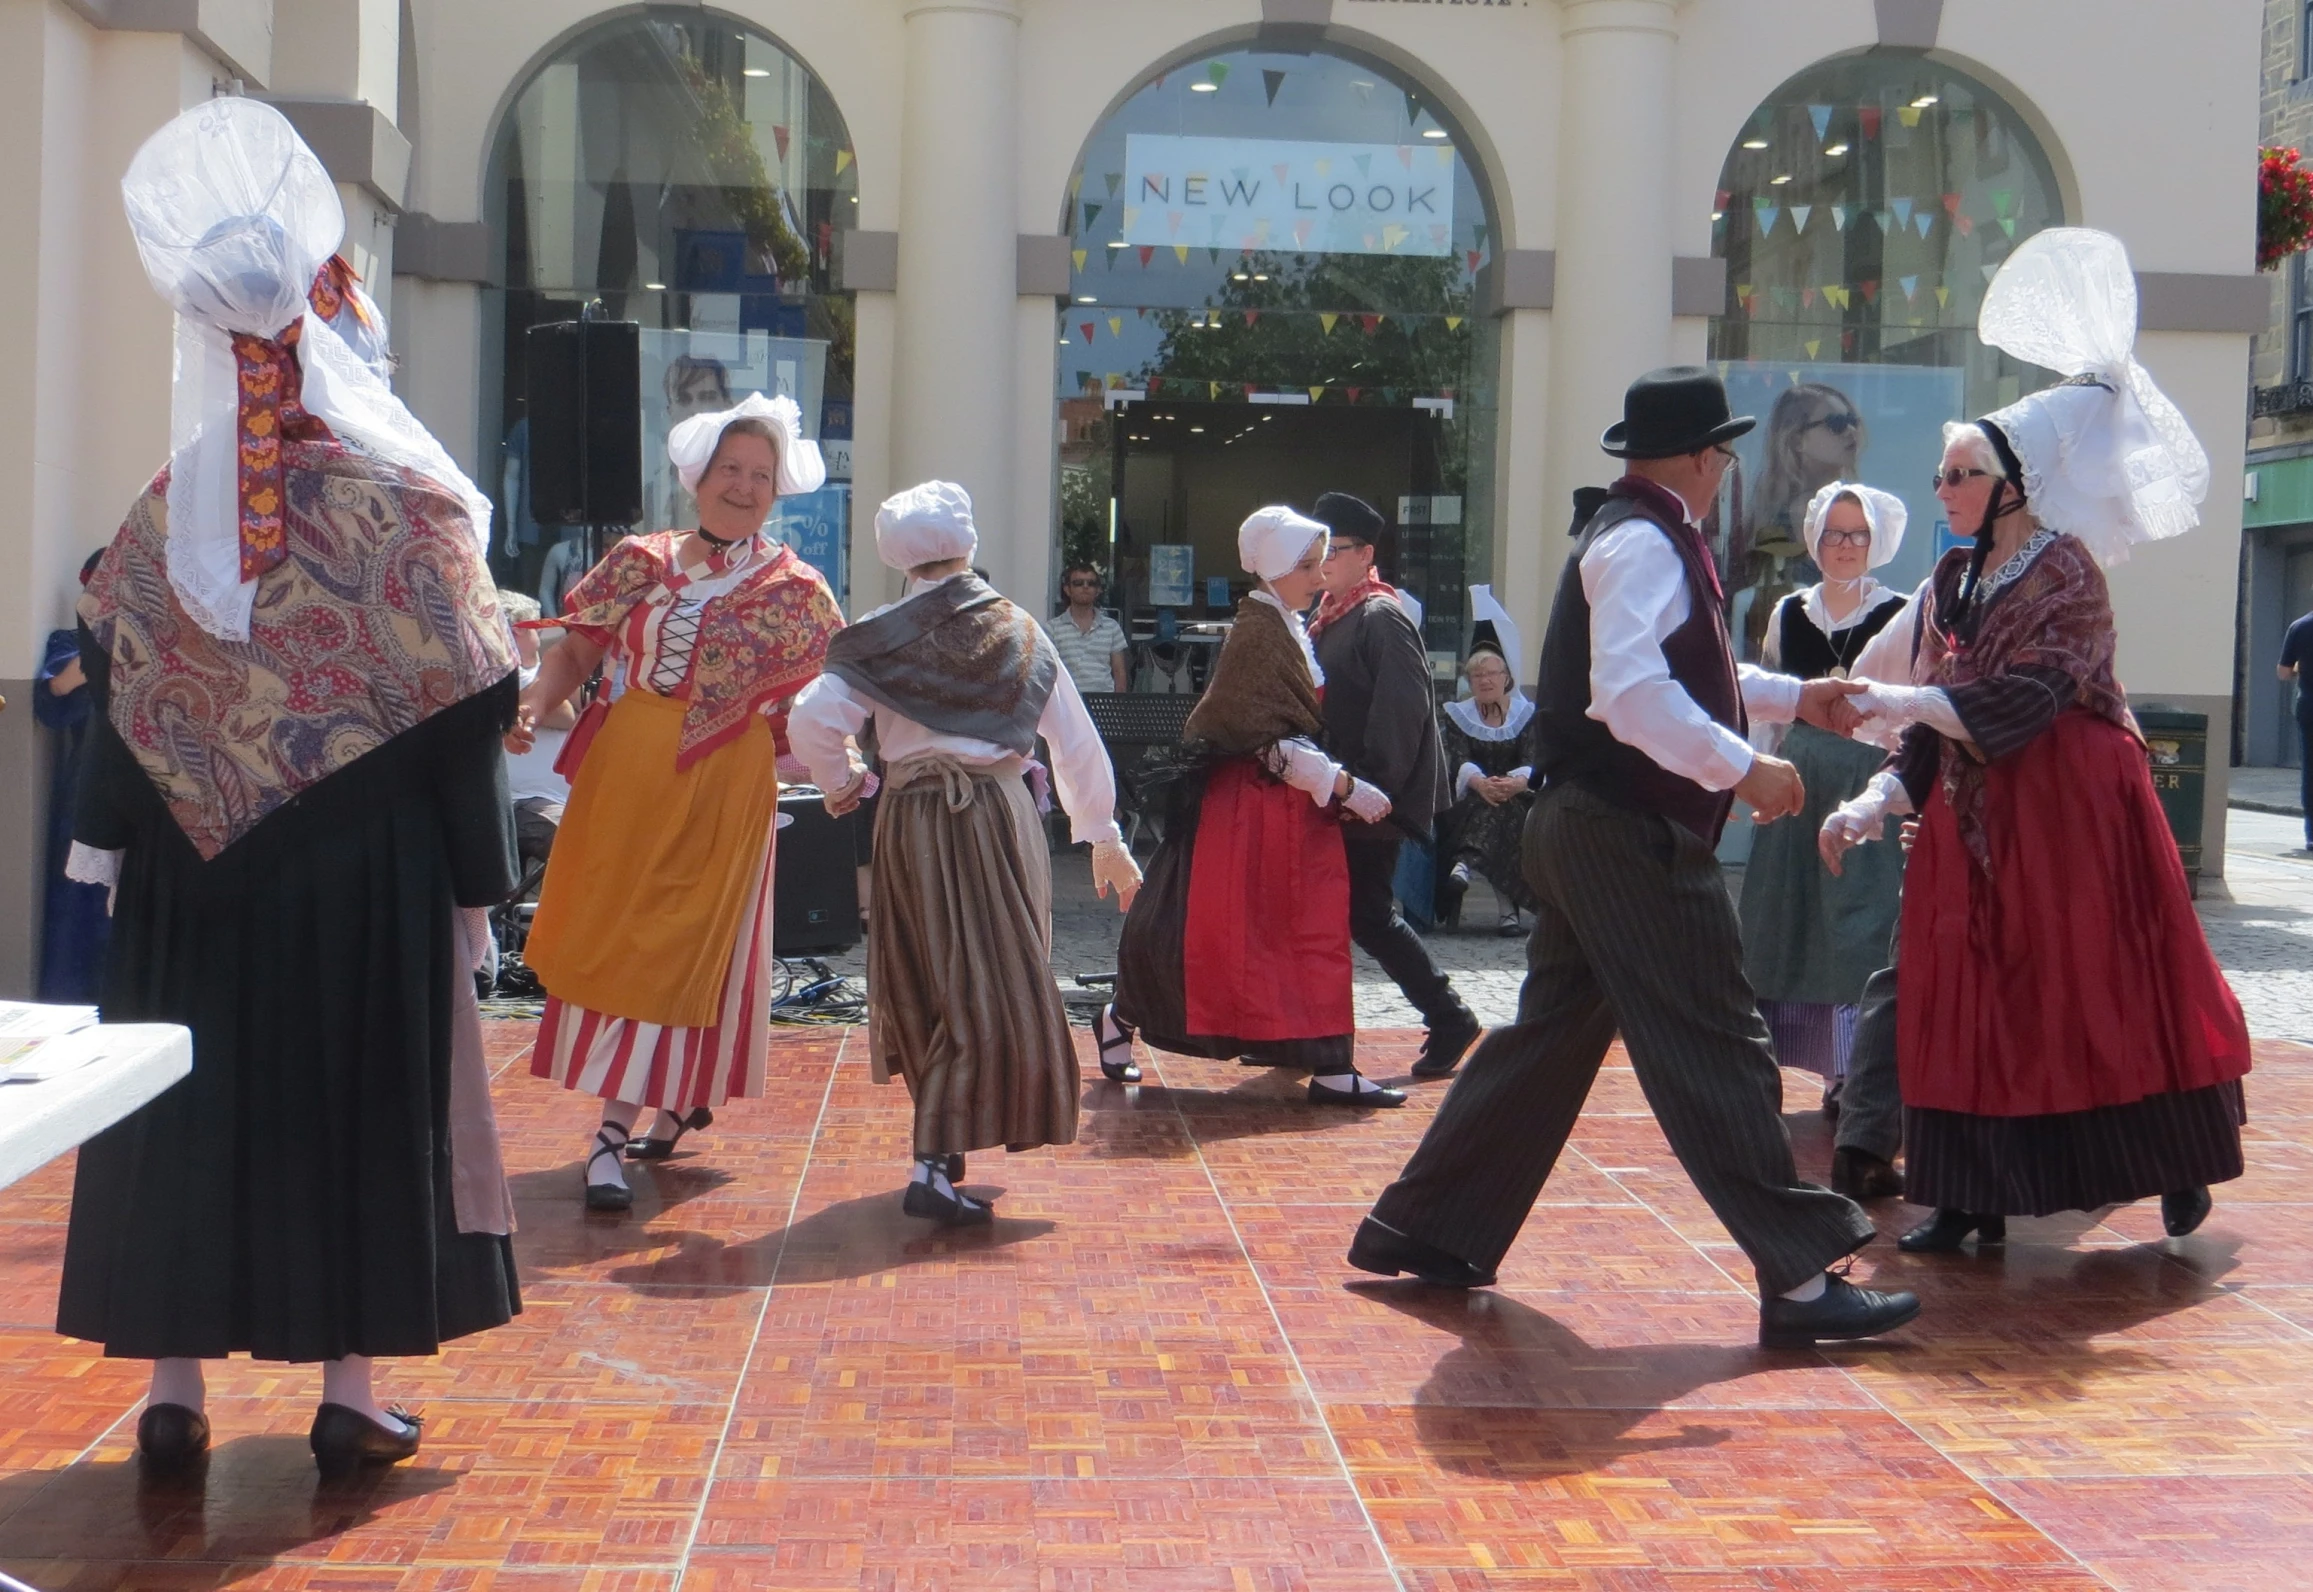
[{"xmin": 1369, "ymin": 782, "xmax": 1877, "ymax": 1297}]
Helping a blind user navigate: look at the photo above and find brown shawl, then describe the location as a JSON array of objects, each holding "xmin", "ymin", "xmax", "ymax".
[
  {"xmin": 1185, "ymin": 595, "xmax": 1325, "ymax": 755},
  {"xmin": 823, "ymin": 574, "xmax": 1057, "ymax": 757},
  {"xmin": 1918, "ymin": 531, "xmax": 2136, "ymax": 871},
  {"xmin": 80, "ymin": 446, "xmax": 516, "ymax": 861}
]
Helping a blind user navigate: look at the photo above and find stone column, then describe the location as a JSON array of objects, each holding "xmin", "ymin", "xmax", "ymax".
[
  {"xmin": 1543, "ymin": 0, "xmax": 1678, "ymax": 561},
  {"xmin": 893, "ymin": 0, "xmax": 1022, "ymax": 577}
]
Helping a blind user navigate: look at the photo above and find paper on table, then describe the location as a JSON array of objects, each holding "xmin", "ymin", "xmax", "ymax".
[
  {"xmin": 0, "ymin": 1001, "xmax": 101, "ymax": 1073},
  {"xmin": 0, "ymin": 1026, "xmax": 124, "ymax": 1082}
]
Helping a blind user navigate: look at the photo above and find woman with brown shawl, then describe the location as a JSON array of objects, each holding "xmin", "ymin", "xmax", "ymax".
[
  {"xmin": 1825, "ymin": 230, "xmax": 2249, "ymax": 1253},
  {"xmin": 1098, "ymin": 508, "xmax": 1405, "ymax": 1107},
  {"xmin": 789, "ymin": 482, "xmax": 1139, "ymax": 1225}
]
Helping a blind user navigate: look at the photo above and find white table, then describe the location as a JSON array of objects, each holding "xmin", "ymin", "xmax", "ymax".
[{"xmin": 0, "ymin": 1024, "xmax": 191, "ymax": 1190}]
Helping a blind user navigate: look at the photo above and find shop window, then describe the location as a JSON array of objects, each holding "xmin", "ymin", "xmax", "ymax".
[
  {"xmin": 1706, "ymin": 52, "xmax": 2064, "ymax": 659},
  {"xmin": 484, "ymin": 16, "xmax": 858, "ymax": 603},
  {"xmin": 1057, "ymin": 45, "xmax": 1502, "ymax": 660},
  {"xmin": 2293, "ymin": 251, "xmax": 2313, "ymax": 384}
]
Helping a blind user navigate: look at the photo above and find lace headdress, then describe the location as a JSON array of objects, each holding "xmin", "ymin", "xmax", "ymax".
[{"xmin": 1974, "ymin": 228, "xmax": 2209, "ymax": 566}]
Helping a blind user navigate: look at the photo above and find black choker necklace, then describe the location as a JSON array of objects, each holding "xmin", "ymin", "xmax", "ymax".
[{"xmin": 695, "ymin": 527, "xmax": 743, "ymax": 549}]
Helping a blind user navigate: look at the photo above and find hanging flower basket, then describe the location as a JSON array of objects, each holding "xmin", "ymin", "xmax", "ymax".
[{"xmin": 2260, "ymin": 146, "xmax": 2313, "ymax": 270}]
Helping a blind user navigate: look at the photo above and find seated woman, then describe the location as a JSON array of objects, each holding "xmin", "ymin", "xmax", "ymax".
[
  {"xmin": 1740, "ymin": 483, "xmax": 1909, "ymax": 1101},
  {"xmin": 1096, "ymin": 507, "xmax": 1405, "ymax": 1108},
  {"xmin": 1435, "ymin": 633, "xmax": 1536, "ymax": 937}
]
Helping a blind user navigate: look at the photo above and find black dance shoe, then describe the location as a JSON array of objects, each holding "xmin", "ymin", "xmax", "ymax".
[
  {"xmin": 1411, "ymin": 1009, "xmax": 1482, "ymax": 1080},
  {"xmin": 626, "ymin": 1106, "xmax": 713, "ymax": 1161},
  {"xmin": 309, "ymin": 1403, "xmax": 421, "ymax": 1478},
  {"xmin": 902, "ymin": 1177, "xmax": 993, "ymax": 1227},
  {"xmin": 135, "ymin": 1403, "xmax": 210, "ymax": 1471},
  {"xmin": 585, "ymin": 1124, "xmax": 634, "ymax": 1213},
  {"xmin": 1830, "ymin": 1147, "xmax": 1904, "ymax": 1201},
  {"xmin": 1308, "ymin": 1074, "xmax": 1406, "ymax": 1108},
  {"xmin": 1093, "ymin": 1004, "xmax": 1141, "ymax": 1083},
  {"xmin": 2162, "ymin": 1185, "xmax": 2213, "ymax": 1237},
  {"xmin": 1897, "ymin": 1209, "xmax": 2006, "ymax": 1253},
  {"xmin": 1346, "ymin": 1216, "xmax": 1498, "ymax": 1287},
  {"xmin": 1758, "ymin": 1274, "xmax": 1922, "ymax": 1348}
]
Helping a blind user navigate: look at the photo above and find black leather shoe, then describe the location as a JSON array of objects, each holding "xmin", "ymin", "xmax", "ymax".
[
  {"xmin": 2162, "ymin": 1185, "xmax": 2213, "ymax": 1237},
  {"xmin": 626, "ymin": 1106, "xmax": 713, "ymax": 1161},
  {"xmin": 1897, "ymin": 1209, "xmax": 2005, "ymax": 1253},
  {"xmin": 1758, "ymin": 1274, "xmax": 1921, "ymax": 1348},
  {"xmin": 584, "ymin": 1125, "xmax": 633, "ymax": 1212},
  {"xmin": 903, "ymin": 1178, "xmax": 993, "ymax": 1227},
  {"xmin": 1830, "ymin": 1146, "xmax": 1904, "ymax": 1201},
  {"xmin": 1307, "ymin": 1074, "xmax": 1406, "ymax": 1108},
  {"xmin": 1093, "ymin": 1005, "xmax": 1142, "ymax": 1083},
  {"xmin": 1346, "ymin": 1216, "xmax": 1497, "ymax": 1287},
  {"xmin": 1411, "ymin": 1010, "xmax": 1482, "ymax": 1080},
  {"xmin": 310, "ymin": 1403, "xmax": 421, "ymax": 1478},
  {"xmin": 136, "ymin": 1403, "xmax": 210, "ymax": 1470}
]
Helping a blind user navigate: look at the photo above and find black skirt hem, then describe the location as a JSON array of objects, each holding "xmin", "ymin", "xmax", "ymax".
[{"xmin": 1903, "ymin": 1080, "xmax": 2247, "ymax": 1216}]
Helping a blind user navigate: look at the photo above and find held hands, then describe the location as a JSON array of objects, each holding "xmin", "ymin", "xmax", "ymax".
[
  {"xmin": 1796, "ymin": 676, "xmax": 1869, "ymax": 738},
  {"xmin": 823, "ymin": 763, "xmax": 880, "ymax": 817},
  {"xmin": 1734, "ymin": 753, "xmax": 1806, "ymax": 823},
  {"xmin": 1341, "ymin": 778, "xmax": 1394, "ymax": 824},
  {"xmin": 503, "ymin": 704, "xmax": 538, "ymax": 756},
  {"xmin": 1090, "ymin": 837, "xmax": 1142, "ymax": 914},
  {"xmin": 1818, "ymin": 797, "xmax": 1884, "ymax": 876}
]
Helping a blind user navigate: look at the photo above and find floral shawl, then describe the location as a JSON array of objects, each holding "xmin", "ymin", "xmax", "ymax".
[
  {"xmin": 1917, "ymin": 531, "xmax": 2135, "ymax": 871},
  {"xmin": 557, "ymin": 530, "xmax": 844, "ymax": 769},
  {"xmin": 1185, "ymin": 595, "xmax": 1326, "ymax": 756},
  {"xmin": 80, "ymin": 442, "xmax": 517, "ymax": 861}
]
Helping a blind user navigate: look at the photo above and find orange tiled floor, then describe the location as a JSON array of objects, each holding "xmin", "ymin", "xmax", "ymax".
[{"xmin": 1, "ymin": 1023, "xmax": 2311, "ymax": 1589}]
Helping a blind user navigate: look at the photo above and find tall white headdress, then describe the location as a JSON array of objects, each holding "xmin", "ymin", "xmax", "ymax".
[{"xmin": 1974, "ymin": 227, "xmax": 2210, "ymax": 566}]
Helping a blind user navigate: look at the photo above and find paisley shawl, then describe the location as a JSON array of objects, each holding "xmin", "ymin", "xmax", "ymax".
[
  {"xmin": 80, "ymin": 440, "xmax": 518, "ymax": 861},
  {"xmin": 822, "ymin": 574, "xmax": 1055, "ymax": 757},
  {"xmin": 1916, "ymin": 531, "xmax": 2136, "ymax": 873},
  {"xmin": 1184, "ymin": 596, "xmax": 1325, "ymax": 756},
  {"xmin": 556, "ymin": 531, "xmax": 843, "ymax": 769}
]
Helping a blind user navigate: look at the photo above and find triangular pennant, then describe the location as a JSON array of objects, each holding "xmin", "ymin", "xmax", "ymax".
[
  {"xmin": 1381, "ymin": 223, "xmax": 1410, "ymax": 251},
  {"xmin": 1877, "ymin": 209, "xmax": 1895, "ymax": 233},
  {"xmin": 1263, "ymin": 68, "xmax": 1286, "ymax": 106},
  {"xmin": 1083, "ymin": 203, "xmax": 1102, "ymax": 232},
  {"xmin": 1354, "ymin": 153, "xmax": 1373, "ymax": 178},
  {"xmin": 1898, "ymin": 106, "xmax": 1922, "ymax": 128},
  {"xmin": 1941, "ymin": 193, "xmax": 1962, "ymax": 217},
  {"xmin": 1809, "ymin": 104, "xmax": 1833, "ymax": 140},
  {"xmin": 1859, "ymin": 106, "xmax": 1882, "ymax": 140},
  {"xmin": 1210, "ymin": 382, "xmax": 1222, "ymax": 399},
  {"xmin": 1205, "ymin": 62, "xmax": 1229, "ymax": 89},
  {"xmin": 1716, "ymin": 188, "xmax": 1733, "ymax": 211},
  {"xmin": 1308, "ymin": 386, "xmax": 1325, "ymax": 401},
  {"xmin": 1955, "ymin": 214, "xmax": 1975, "ymax": 238},
  {"xmin": 1445, "ymin": 316, "xmax": 1463, "ymax": 331},
  {"xmin": 1832, "ymin": 204, "xmax": 1850, "ymax": 231},
  {"xmin": 1138, "ymin": 245, "xmax": 1155, "ymax": 267},
  {"xmin": 2001, "ymin": 217, "xmax": 2017, "ymax": 238},
  {"xmin": 1982, "ymin": 262, "xmax": 1999, "ymax": 282},
  {"xmin": 1079, "ymin": 322, "xmax": 1095, "ymax": 343},
  {"xmin": 1108, "ymin": 317, "xmax": 1123, "ymax": 337},
  {"xmin": 1993, "ymin": 189, "xmax": 2016, "ymax": 219},
  {"xmin": 1915, "ymin": 212, "xmax": 1934, "ymax": 238},
  {"xmin": 1801, "ymin": 287, "xmax": 1817, "ymax": 309},
  {"xmin": 1936, "ymin": 285, "xmax": 1952, "ymax": 307},
  {"xmin": 1756, "ymin": 204, "xmax": 1780, "ymax": 237},
  {"xmin": 1858, "ymin": 279, "xmax": 1879, "ymax": 304},
  {"xmin": 835, "ymin": 149, "xmax": 853, "ymax": 176},
  {"xmin": 1360, "ymin": 314, "xmax": 1382, "ymax": 334},
  {"xmin": 1072, "ymin": 249, "xmax": 1087, "ymax": 272},
  {"xmin": 1899, "ymin": 274, "xmax": 1918, "ymax": 301},
  {"xmin": 1345, "ymin": 387, "xmax": 1363, "ymax": 404},
  {"xmin": 1790, "ymin": 205, "xmax": 1812, "ymax": 233},
  {"xmin": 1320, "ymin": 312, "xmax": 1340, "ymax": 335},
  {"xmin": 1805, "ymin": 339, "xmax": 1822, "ymax": 359},
  {"xmin": 772, "ymin": 126, "xmax": 790, "ymax": 163},
  {"xmin": 1891, "ymin": 197, "xmax": 1914, "ymax": 226},
  {"xmin": 1244, "ymin": 310, "xmax": 1259, "ymax": 327},
  {"xmin": 1173, "ymin": 245, "xmax": 1191, "ymax": 263},
  {"xmin": 1466, "ymin": 251, "xmax": 1483, "ymax": 274},
  {"xmin": 1104, "ymin": 172, "xmax": 1122, "ymax": 196}
]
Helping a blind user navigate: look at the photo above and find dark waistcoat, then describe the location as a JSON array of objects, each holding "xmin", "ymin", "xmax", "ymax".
[{"xmin": 1532, "ymin": 477, "xmax": 1746, "ymax": 844}]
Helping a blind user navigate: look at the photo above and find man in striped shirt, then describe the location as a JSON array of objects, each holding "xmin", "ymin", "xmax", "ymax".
[{"xmin": 1045, "ymin": 563, "xmax": 1130, "ymax": 694}]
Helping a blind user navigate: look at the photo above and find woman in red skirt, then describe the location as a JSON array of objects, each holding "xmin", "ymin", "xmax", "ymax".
[
  {"xmin": 1822, "ymin": 228, "xmax": 2248, "ymax": 1252},
  {"xmin": 1098, "ymin": 507, "xmax": 1405, "ymax": 1106}
]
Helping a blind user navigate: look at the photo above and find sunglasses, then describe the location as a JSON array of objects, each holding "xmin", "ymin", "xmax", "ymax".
[
  {"xmin": 1931, "ymin": 466, "xmax": 1993, "ymax": 490},
  {"xmin": 1806, "ymin": 413, "xmax": 1862, "ymax": 436}
]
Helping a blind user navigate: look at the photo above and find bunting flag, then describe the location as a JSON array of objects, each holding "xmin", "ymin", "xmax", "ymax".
[
  {"xmin": 1243, "ymin": 310, "xmax": 1260, "ymax": 327},
  {"xmin": 1359, "ymin": 314, "xmax": 1382, "ymax": 334},
  {"xmin": 1859, "ymin": 279, "xmax": 1879, "ymax": 303},
  {"xmin": 1916, "ymin": 213, "xmax": 1935, "ymax": 238},
  {"xmin": 1715, "ymin": 188, "xmax": 1733, "ymax": 210},
  {"xmin": 1205, "ymin": 62, "xmax": 1230, "ymax": 89},
  {"xmin": 1801, "ymin": 287, "xmax": 1817, "ymax": 309},
  {"xmin": 1320, "ymin": 312, "xmax": 1340, "ymax": 335},
  {"xmin": 1899, "ymin": 274, "xmax": 1919, "ymax": 301},
  {"xmin": 1138, "ymin": 245, "xmax": 1156, "ymax": 267},
  {"xmin": 1308, "ymin": 386, "xmax": 1326, "ymax": 401},
  {"xmin": 1072, "ymin": 249, "xmax": 1087, "ymax": 272},
  {"xmin": 1445, "ymin": 316, "xmax": 1463, "ymax": 331},
  {"xmin": 1859, "ymin": 106, "xmax": 1882, "ymax": 140},
  {"xmin": 1791, "ymin": 205, "xmax": 1812, "ymax": 233},
  {"xmin": 1466, "ymin": 250, "xmax": 1483, "ymax": 273},
  {"xmin": 1108, "ymin": 317, "xmax": 1123, "ymax": 337},
  {"xmin": 1832, "ymin": 204, "xmax": 1851, "ymax": 231},
  {"xmin": 1891, "ymin": 197, "xmax": 1914, "ymax": 227},
  {"xmin": 1263, "ymin": 68, "xmax": 1287, "ymax": 105},
  {"xmin": 1877, "ymin": 209, "xmax": 1895, "ymax": 233},
  {"xmin": 1080, "ymin": 322, "xmax": 1096, "ymax": 343},
  {"xmin": 772, "ymin": 126, "xmax": 791, "ymax": 163},
  {"xmin": 1083, "ymin": 203, "xmax": 1103, "ymax": 232},
  {"xmin": 1898, "ymin": 106, "xmax": 1922, "ymax": 128},
  {"xmin": 1105, "ymin": 172, "xmax": 1122, "ymax": 197},
  {"xmin": 1993, "ymin": 189, "xmax": 2016, "ymax": 219},
  {"xmin": 1070, "ymin": 172, "xmax": 1083, "ymax": 199},
  {"xmin": 1173, "ymin": 245, "xmax": 1191, "ymax": 264},
  {"xmin": 836, "ymin": 149, "xmax": 854, "ymax": 176},
  {"xmin": 1756, "ymin": 203, "xmax": 1780, "ymax": 237},
  {"xmin": 1941, "ymin": 193, "xmax": 1962, "ymax": 216},
  {"xmin": 1381, "ymin": 223, "xmax": 1410, "ymax": 251},
  {"xmin": 1809, "ymin": 104, "xmax": 1833, "ymax": 139},
  {"xmin": 1955, "ymin": 213, "xmax": 1975, "ymax": 238},
  {"xmin": 1805, "ymin": 339, "xmax": 1822, "ymax": 359},
  {"xmin": 1345, "ymin": 387, "xmax": 1363, "ymax": 404},
  {"xmin": 2001, "ymin": 218, "xmax": 2017, "ymax": 238},
  {"xmin": 1211, "ymin": 382, "xmax": 1222, "ymax": 399},
  {"xmin": 1936, "ymin": 285, "xmax": 1951, "ymax": 307}
]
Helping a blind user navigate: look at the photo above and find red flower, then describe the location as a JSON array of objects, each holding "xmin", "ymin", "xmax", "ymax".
[{"xmin": 2260, "ymin": 146, "xmax": 2313, "ymax": 270}]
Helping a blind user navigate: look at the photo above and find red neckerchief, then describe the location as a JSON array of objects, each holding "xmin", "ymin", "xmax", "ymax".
[
  {"xmin": 1308, "ymin": 566, "xmax": 1397, "ymax": 640},
  {"xmin": 227, "ymin": 319, "xmax": 333, "ymax": 584},
  {"xmin": 308, "ymin": 255, "xmax": 374, "ymax": 330},
  {"xmin": 1609, "ymin": 475, "xmax": 1724, "ymax": 601}
]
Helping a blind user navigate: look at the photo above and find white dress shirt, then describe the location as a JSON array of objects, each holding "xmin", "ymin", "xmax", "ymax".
[
  {"xmin": 788, "ymin": 575, "xmax": 1124, "ymax": 846},
  {"xmin": 1581, "ymin": 517, "xmax": 1803, "ymax": 792}
]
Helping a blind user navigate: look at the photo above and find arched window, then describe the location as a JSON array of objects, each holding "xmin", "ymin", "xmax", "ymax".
[
  {"xmin": 1707, "ymin": 53, "xmax": 2064, "ymax": 656},
  {"xmin": 1058, "ymin": 45, "xmax": 1502, "ymax": 659},
  {"xmin": 486, "ymin": 15, "xmax": 858, "ymax": 601}
]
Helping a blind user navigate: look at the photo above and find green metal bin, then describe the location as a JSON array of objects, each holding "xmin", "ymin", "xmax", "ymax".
[{"xmin": 2134, "ymin": 707, "xmax": 2206, "ymax": 890}]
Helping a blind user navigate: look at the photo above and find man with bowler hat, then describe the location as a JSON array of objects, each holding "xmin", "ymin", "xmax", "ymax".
[
  {"xmin": 1348, "ymin": 367, "xmax": 1922, "ymax": 1347},
  {"xmin": 1307, "ymin": 491, "xmax": 1483, "ymax": 1080}
]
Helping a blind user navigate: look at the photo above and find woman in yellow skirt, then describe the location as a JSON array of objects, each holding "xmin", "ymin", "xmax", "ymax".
[{"xmin": 505, "ymin": 393, "xmax": 844, "ymax": 1211}]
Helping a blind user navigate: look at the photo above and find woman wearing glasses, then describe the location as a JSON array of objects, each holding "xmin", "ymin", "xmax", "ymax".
[{"xmin": 1737, "ymin": 484, "xmax": 1909, "ymax": 1107}]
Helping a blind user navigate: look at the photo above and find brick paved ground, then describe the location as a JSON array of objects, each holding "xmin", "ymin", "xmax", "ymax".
[{"xmin": 0, "ymin": 827, "xmax": 2304, "ymax": 1589}]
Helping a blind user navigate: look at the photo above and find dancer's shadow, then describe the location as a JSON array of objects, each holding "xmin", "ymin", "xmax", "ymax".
[
  {"xmin": 0, "ymin": 1438, "xmax": 456, "ymax": 1571},
  {"xmin": 599, "ymin": 1189, "xmax": 1055, "ymax": 1295},
  {"xmin": 506, "ymin": 1157, "xmax": 736, "ymax": 1274},
  {"xmin": 1084, "ymin": 1069, "xmax": 1414, "ymax": 1152}
]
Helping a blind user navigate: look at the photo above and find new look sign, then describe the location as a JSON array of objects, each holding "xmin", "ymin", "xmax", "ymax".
[{"xmin": 1120, "ymin": 135, "xmax": 1457, "ymax": 257}]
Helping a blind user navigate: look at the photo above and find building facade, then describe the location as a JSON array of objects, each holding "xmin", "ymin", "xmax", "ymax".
[
  {"xmin": 0, "ymin": 0, "xmax": 2268, "ymax": 992},
  {"xmin": 2245, "ymin": 0, "xmax": 2313, "ymax": 770}
]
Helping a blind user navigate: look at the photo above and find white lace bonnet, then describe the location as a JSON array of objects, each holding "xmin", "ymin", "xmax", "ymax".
[
  {"xmin": 121, "ymin": 97, "xmax": 493, "ymax": 640},
  {"xmin": 1799, "ymin": 481, "xmax": 1908, "ymax": 570},
  {"xmin": 1974, "ymin": 228, "xmax": 2210, "ymax": 566}
]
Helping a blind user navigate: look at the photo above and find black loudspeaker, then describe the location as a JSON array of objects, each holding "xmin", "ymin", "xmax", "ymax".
[
  {"xmin": 524, "ymin": 319, "xmax": 643, "ymax": 526},
  {"xmin": 773, "ymin": 794, "xmax": 861, "ymax": 954}
]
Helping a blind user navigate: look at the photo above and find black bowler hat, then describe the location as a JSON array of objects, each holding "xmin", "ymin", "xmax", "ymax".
[
  {"xmin": 1599, "ymin": 366, "xmax": 1756, "ymax": 459},
  {"xmin": 1312, "ymin": 491, "xmax": 1386, "ymax": 545}
]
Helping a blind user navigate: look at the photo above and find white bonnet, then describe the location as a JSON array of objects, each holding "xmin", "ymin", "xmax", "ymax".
[
  {"xmin": 876, "ymin": 480, "xmax": 979, "ymax": 570},
  {"xmin": 1238, "ymin": 506, "xmax": 1328, "ymax": 581},
  {"xmin": 1800, "ymin": 481, "xmax": 1907, "ymax": 570},
  {"xmin": 668, "ymin": 391, "xmax": 827, "ymax": 497}
]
